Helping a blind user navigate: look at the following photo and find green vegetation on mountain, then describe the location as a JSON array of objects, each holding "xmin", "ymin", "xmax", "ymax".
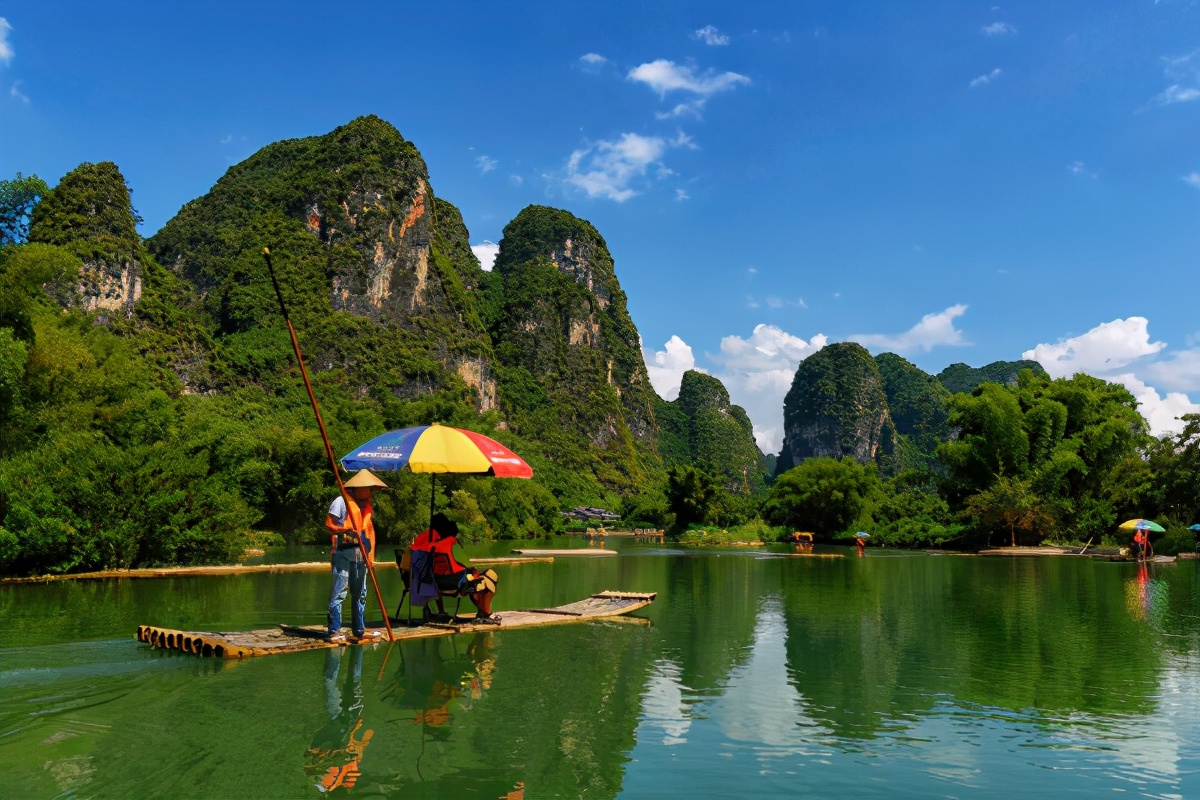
[
  {"xmin": 874, "ymin": 352, "xmax": 950, "ymax": 460},
  {"xmin": 780, "ymin": 342, "xmax": 895, "ymax": 469},
  {"xmin": 936, "ymin": 359, "xmax": 1047, "ymax": 394},
  {"xmin": 669, "ymin": 370, "xmax": 766, "ymax": 492}
]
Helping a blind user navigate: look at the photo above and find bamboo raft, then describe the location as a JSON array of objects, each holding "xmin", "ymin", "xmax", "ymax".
[
  {"xmin": 511, "ymin": 548, "xmax": 618, "ymax": 557},
  {"xmin": 136, "ymin": 590, "xmax": 655, "ymax": 658},
  {"xmin": 1, "ymin": 556, "xmax": 552, "ymax": 585}
]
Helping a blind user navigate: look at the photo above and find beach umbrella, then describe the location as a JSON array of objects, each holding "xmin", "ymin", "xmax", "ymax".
[
  {"xmin": 341, "ymin": 423, "xmax": 533, "ymax": 523},
  {"xmin": 1117, "ymin": 519, "xmax": 1166, "ymax": 533},
  {"xmin": 855, "ymin": 531, "xmax": 872, "ymax": 538}
]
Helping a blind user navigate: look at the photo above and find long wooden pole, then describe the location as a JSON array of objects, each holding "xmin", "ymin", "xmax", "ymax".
[{"xmin": 262, "ymin": 247, "xmax": 394, "ymax": 642}]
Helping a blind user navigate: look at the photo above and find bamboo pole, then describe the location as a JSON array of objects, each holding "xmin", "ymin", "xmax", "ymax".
[{"xmin": 262, "ymin": 247, "xmax": 394, "ymax": 642}]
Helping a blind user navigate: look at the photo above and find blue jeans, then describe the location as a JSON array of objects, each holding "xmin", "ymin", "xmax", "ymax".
[{"xmin": 328, "ymin": 549, "xmax": 368, "ymax": 637}]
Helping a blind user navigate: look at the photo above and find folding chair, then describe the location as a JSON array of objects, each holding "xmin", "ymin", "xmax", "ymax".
[{"xmin": 394, "ymin": 547, "xmax": 462, "ymax": 623}]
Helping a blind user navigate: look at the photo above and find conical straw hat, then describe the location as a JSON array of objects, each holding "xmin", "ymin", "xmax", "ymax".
[{"xmin": 344, "ymin": 469, "xmax": 388, "ymax": 490}]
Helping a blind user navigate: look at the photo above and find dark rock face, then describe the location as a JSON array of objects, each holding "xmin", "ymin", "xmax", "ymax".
[
  {"xmin": 29, "ymin": 161, "xmax": 144, "ymax": 316},
  {"xmin": 780, "ymin": 342, "xmax": 893, "ymax": 468},
  {"xmin": 936, "ymin": 360, "xmax": 1047, "ymax": 395}
]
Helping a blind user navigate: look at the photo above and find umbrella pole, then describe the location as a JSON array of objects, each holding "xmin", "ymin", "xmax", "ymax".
[{"xmin": 262, "ymin": 248, "xmax": 394, "ymax": 642}]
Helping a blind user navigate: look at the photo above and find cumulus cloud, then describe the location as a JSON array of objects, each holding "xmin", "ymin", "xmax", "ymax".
[
  {"xmin": 628, "ymin": 59, "xmax": 750, "ymax": 97},
  {"xmin": 475, "ymin": 155, "xmax": 497, "ymax": 173},
  {"xmin": 852, "ymin": 305, "xmax": 971, "ymax": 354},
  {"xmin": 1022, "ymin": 317, "xmax": 1166, "ymax": 378},
  {"xmin": 643, "ymin": 335, "xmax": 700, "ymax": 400},
  {"xmin": 564, "ymin": 132, "xmax": 687, "ymax": 201},
  {"xmin": 470, "ymin": 240, "xmax": 499, "ymax": 272},
  {"xmin": 708, "ymin": 325, "xmax": 829, "ymax": 453},
  {"xmin": 1022, "ymin": 317, "xmax": 1199, "ymax": 435},
  {"xmin": 970, "ymin": 68, "xmax": 1003, "ymax": 88},
  {"xmin": 0, "ymin": 18, "xmax": 13, "ymax": 65},
  {"xmin": 982, "ymin": 22, "xmax": 1017, "ymax": 36},
  {"xmin": 694, "ymin": 25, "xmax": 730, "ymax": 46},
  {"xmin": 580, "ymin": 52, "xmax": 607, "ymax": 66},
  {"xmin": 1183, "ymin": 172, "xmax": 1200, "ymax": 188}
]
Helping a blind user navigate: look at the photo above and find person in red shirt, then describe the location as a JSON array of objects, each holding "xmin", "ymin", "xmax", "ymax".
[{"xmin": 412, "ymin": 513, "xmax": 499, "ymax": 624}]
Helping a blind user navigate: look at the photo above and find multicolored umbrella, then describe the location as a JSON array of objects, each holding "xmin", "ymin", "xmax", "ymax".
[
  {"xmin": 342, "ymin": 424, "xmax": 533, "ymax": 478},
  {"xmin": 341, "ymin": 424, "xmax": 533, "ymax": 525},
  {"xmin": 1117, "ymin": 519, "xmax": 1166, "ymax": 533}
]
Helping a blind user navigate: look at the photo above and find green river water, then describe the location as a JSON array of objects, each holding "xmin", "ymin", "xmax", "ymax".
[{"xmin": 1, "ymin": 540, "xmax": 1197, "ymax": 799}]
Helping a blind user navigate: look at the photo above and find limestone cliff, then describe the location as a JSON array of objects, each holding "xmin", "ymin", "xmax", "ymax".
[
  {"xmin": 28, "ymin": 162, "xmax": 143, "ymax": 316},
  {"xmin": 148, "ymin": 116, "xmax": 494, "ymax": 406},
  {"xmin": 779, "ymin": 342, "xmax": 894, "ymax": 471},
  {"xmin": 670, "ymin": 370, "xmax": 767, "ymax": 492},
  {"xmin": 485, "ymin": 205, "xmax": 660, "ymax": 490}
]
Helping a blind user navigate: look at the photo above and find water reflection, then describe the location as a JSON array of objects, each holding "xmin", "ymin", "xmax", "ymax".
[
  {"xmin": 306, "ymin": 647, "xmax": 373, "ymax": 793},
  {"xmin": 1125, "ymin": 563, "xmax": 1170, "ymax": 626}
]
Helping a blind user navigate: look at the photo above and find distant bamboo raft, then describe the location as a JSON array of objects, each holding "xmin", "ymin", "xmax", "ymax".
[
  {"xmin": 511, "ymin": 548, "xmax": 619, "ymax": 557},
  {"xmin": 136, "ymin": 591, "xmax": 655, "ymax": 658},
  {"xmin": 2, "ymin": 556, "xmax": 552, "ymax": 584}
]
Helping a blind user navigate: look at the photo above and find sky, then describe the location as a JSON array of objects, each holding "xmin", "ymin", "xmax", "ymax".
[{"xmin": 2, "ymin": 1, "xmax": 1198, "ymax": 452}]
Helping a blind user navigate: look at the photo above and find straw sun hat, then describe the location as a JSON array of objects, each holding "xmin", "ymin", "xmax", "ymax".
[{"xmin": 344, "ymin": 469, "xmax": 388, "ymax": 490}]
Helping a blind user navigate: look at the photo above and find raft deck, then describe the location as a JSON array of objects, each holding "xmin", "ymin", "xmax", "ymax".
[
  {"xmin": 137, "ymin": 590, "xmax": 655, "ymax": 659},
  {"xmin": 511, "ymin": 548, "xmax": 618, "ymax": 557}
]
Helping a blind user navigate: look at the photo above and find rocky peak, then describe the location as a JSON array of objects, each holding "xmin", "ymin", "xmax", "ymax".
[{"xmin": 28, "ymin": 161, "xmax": 144, "ymax": 315}]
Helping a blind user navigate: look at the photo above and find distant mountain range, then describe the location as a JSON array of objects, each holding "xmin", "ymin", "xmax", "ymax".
[{"xmin": 31, "ymin": 115, "xmax": 1052, "ymax": 499}]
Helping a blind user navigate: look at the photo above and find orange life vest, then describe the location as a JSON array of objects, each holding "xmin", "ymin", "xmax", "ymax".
[{"xmin": 339, "ymin": 496, "xmax": 375, "ymax": 564}]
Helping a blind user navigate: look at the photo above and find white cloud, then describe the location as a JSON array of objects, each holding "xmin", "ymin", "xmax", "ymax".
[
  {"xmin": 1022, "ymin": 317, "xmax": 1199, "ymax": 435},
  {"xmin": 766, "ymin": 297, "xmax": 783, "ymax": 309},
  {"xmin": 1022, "ymin": 317, "xmax": 1166, "ymax": 378},
  {"xmin": 475, "ymin": 155, "xmax": 497, "ymax": 173},
  {"xmin": 220, "ymin": 134, "xmax": 233, "ymax": 145},
  {"xmin": 656, "ymin": 102, "xmax": 704, "ymax": 120},
  {"xmin": 642, "ymin": 335, "xmax": 700, "ymax": 400},
  {"xmin": 675, "ymin": 188, "xmax": 689, "ymax": 201},
  {"xmin": 1183, "ymin": 172, "xmax": 1200, "ymax": 188},
  {"xmin": 746, "ymin": 295, "xmax": 759, "ymax": 309},
  {"xmin": 694, "ymin": 25, "xmax": 730, "ymax": 46},
  {"xmin": 970, "ymin": 68, "xmax": 1003, "ymax": 88},
  {"xmin": 470, "ymin": 240, "xmax": 499, "ymax": 272},
  {"xmin": 1068, "ymin": 160, "xmax": 1097, "ymax": 178},
  {"xmin": 982, "ymin": 22, "xmax": 1017, "ymax": 36},
  {"xmin": 1110, "ymin": 374, "xmax": 1199, "ymax": 437},
  {"xmin": 852, "ymin": 305, "xmax": 971, "ymax": 354},
  {"xmin": 509, "ymin": 174, "xmax": 523, "ymax": 186},
  {"xmin": 10, "ymin": 79, "xmax": 28, "ymax": 104},
  {"xmin": 628, "ymin": 59, "xmax": 751, "ymax": 97},
  {"xmin": 563, "ymin": 132, "xmax": 686, "ymax": 202},
  {"xmin": 0, "ymin": 18, "xmax": 13, "ymax": 65},
  {"xmin": 1149, "ymin": 85, "xmax": 1200, "ymax": 106},
  {"xmin": 708, "ymin": 324, "xmax": 829, "ymax": 453},
  {"xmin": 579, "ymin": 53, "xmax": 607, "ymax": 66}
]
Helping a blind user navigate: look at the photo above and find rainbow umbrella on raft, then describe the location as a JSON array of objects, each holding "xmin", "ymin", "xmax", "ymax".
[
  {"xmin": 340, "ymin": 423, "xmax": 533, "ymax": 522},
  {"xmin": 1118, "ymin": 519, "xmax": 1166, "ymax": 534}
]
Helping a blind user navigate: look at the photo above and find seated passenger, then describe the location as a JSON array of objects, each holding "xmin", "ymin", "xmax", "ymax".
[{"xmin": 412, "ymin": 513, "xmax": 500, "ymax": 624}]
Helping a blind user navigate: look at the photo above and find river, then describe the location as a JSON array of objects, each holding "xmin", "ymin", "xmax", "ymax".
[{"xmin": 1, "ymin": 540, "xmax": 1197, "ymax": 798}]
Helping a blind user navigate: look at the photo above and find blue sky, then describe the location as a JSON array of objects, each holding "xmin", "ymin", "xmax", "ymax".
[{"xmin": 2, "ymin": 1, "xmax": 1197, "ymax": 451}]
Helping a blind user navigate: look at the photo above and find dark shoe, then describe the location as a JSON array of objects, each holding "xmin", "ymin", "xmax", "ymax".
[{"xmin": 474, "ymin": 613, "xmax": 501, "ymax": 626}]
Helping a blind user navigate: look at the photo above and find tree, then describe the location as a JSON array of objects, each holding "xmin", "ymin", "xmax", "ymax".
[
  {"xmin": 963, "ymin": 474, "xmax": 1050, "ymax": 547},
  {"xmin": 666, "ymin": 465, "xmax": 720, "ymax": 530},
  {"xmin": 762, "ymin": 457, "xmax": 878, "ymax": 538},
  {"xmin": 0, "ymin": 173, "xmax": 50, "ymax": 246}
]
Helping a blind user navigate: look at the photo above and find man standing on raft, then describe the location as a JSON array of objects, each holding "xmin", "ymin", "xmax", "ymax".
[{"xmin": 325, "ymin": 469, "xmax": 388, "ymax": 643}]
